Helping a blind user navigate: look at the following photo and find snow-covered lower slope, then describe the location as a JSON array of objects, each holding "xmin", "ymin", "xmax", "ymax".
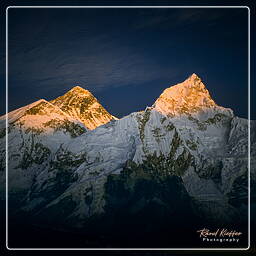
[{"xmin": 22, "ymin": 107, "xmax": 253, "ymax": 226}]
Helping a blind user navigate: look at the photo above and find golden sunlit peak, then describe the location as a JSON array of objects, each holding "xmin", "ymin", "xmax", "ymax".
[
  {"xmin": 190, "ymin": 73, "xmax": 200, "ymax": 79},
  {"xmin": 71, "ymin": 85, "xmax": 85, "ymax": 90},
  {"xmin": 152, "ymin": 74, "xmax": 217, "ymax": 116},
  {"xmin": 185, "ymin": 73, "xmax": 202, "ymax": 85},
  {"xmin": 73, "ymin": 85, "xmax": 83, "ymax": 89},
  {"xmin": 69, "ymin": 85, "xmax": 91, "ymax": 94}
]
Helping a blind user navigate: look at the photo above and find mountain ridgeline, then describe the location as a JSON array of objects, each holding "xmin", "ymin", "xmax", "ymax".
[{"xmin": 1, "ymin": 74, "xmax": 254, "ymax": 248}]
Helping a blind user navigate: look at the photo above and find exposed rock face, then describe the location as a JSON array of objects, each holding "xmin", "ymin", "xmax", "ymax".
[{"xmin": 51, "ymin": 86, "xmax": 116, "ymax": 129}]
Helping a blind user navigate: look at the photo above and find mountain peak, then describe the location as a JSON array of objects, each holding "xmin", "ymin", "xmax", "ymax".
[
  {"xmin": 189, "ymin": 73, "xmax": 200, "ymax": 80},
  {"xmin": 182, "ymin": 73, "xmax": 205, "ymax": 89},
  {"xmin": 153, "ymin": 74, "xmax": 217, "ymax": 116},
  {"xmin": 68, "ymin": 85, "xmax": 91, "ymax": 95},
  {"xmin": 51, "ymin": 87, "xmax": 116, "ymax": 130}
]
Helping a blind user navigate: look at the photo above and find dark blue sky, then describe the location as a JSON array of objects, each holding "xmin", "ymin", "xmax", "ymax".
[{"xmin": 2, "ymin": 6, "xmax": 250, "ymax": 118}]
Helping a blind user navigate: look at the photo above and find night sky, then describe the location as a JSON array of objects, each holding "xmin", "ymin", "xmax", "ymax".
[{"xmin": 2, "ymin": 6, "xmax": 250, "ymax": 119}]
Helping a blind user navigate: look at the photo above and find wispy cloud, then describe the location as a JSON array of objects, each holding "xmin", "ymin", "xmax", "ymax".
[
  {"xmin": 7, "ymin": 8, "xmax": 232, "ymax": 96},
  {"xmin": 8, "ymin": 31, "xmax": 176, "ymax": 94}
]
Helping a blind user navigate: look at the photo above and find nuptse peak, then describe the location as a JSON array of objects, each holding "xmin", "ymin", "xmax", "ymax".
[{"xmin": 152, "ymin": 73, "xmax": 232, "ymax": 118}]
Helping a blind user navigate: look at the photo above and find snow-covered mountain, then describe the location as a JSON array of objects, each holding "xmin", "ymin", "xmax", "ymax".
[
  {"xmin": 0, "ymin": 98, "xmax": 86, "ymax": 134},
  {"xmin": 0, "ymin": 86, "xmax": 115, "ymax": 197},
  {"xmin": 50, "ymin": 86, "xmax": 116, "ymax": 130},
  {"xmin": 1, "ymin": 74, "xmax": 254, "ymax": 246},
  {"xmin": 0, "ymin": 98, "xmax": 87, "ymax": 196}
]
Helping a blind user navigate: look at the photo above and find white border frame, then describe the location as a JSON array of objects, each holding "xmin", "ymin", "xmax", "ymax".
[{"xmin": 5, "ymin": 5, "xmax": 251, "ymax": 251}]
